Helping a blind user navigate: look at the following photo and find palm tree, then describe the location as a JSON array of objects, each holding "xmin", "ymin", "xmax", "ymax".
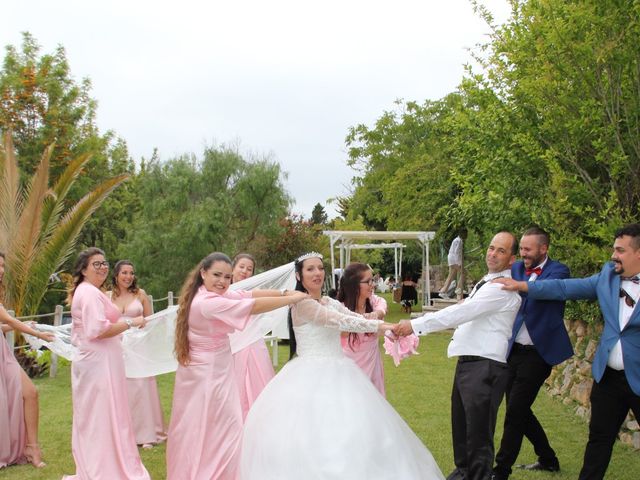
[{"xmin": 0, "ymin": 131, "xmax": 128, "ymax": 316}]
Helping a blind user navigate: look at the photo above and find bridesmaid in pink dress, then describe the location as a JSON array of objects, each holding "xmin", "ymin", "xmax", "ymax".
[
  {"xmin": 230, "ymin": 253, "xmax": 276, "ymax": 419},
  {"xmin": 339, "ymin": 263, "xmax": 388, "ymax": 396},
  {"xmin": 64, "ymin": 248, "xmax": 150, "ymax": 480},
  {"xmin": 109, "ymin": 260, "xmax": 167, "ymax": 449},
  {"xmin": 166, "ymin": 252, "xmax": 308, "ymax": 480},
  {"xmin": 0, "ymin": 251, "xmax": 55, "ymax": 470}
]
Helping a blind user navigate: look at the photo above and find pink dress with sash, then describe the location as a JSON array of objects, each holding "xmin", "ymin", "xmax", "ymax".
[
  {"xmin": 232, "ymin": 338, "xmax": 275, "ymax": 420},
  {"xmin": 124, "ymin": 298, "xmax": 167, "ymax": 445},
  {"xmin": 166, "ymin": 286, "xmax": 255, "ymax": 480},
  {"xmin": 341, "ymin": 294, "xmax": 388, "ymax": 396},
  {"xmin": 64, "ymin": 281, "xmax": 150, "ymax": 480},
  {"xmin": 0, "ymin": 313, "xmax": 27, "ymax": 468}
]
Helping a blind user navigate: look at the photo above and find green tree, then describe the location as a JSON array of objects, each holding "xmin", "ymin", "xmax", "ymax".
[
  {"xmin": 0, "ymin": 132, "xmax": 128, "ymax": 315},
  {"xmin": 310, "ymin": 203, "xmax": 328, "ymax": 225},
  {"xmin": 0, "ymin": 33, "xmax": 139, "ymax": 262},
  {"xmin": 117, "ymin": 146, "xmax": 290, "ymax": 296}
]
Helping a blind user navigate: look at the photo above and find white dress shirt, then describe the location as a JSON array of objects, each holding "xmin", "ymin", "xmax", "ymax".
[
  {"xmin": 411, "ymin": 270, "xmax": 522, "ymax": 363},
  {"xmin": 514, "ymin": 257, "xmax": 549, "ymax": 346},
  {"xmin": 607, "ymin": 278, "xmax": 640, "ymax": 370}
]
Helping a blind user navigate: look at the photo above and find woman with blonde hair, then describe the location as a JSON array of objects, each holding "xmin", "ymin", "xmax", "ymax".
[
  {"xmin": 0, "ymin": 252, "xmax": 55, "ymax": 469},
  {"xmin": 166, "ymin": 252, "xmax": 307, "ymax": 480}
]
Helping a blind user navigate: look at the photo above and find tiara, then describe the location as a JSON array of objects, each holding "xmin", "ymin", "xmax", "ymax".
[{"xmin": 295, "ymin": 251, "xmax": 323, "ymax": 263}]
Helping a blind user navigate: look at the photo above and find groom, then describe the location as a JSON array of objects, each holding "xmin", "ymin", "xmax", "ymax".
[{"xmin": 395, "ymin": 231, "xmax": 522, "ymax": 480}]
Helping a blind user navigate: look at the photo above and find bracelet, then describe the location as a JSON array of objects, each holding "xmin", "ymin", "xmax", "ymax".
[
  {"xmin": 124, "ymin": 318, "xmax": 134, "ymax": 329},
  {"xmin": 280, "ymin": 289, "xmax": 287, "ymax": 296}
]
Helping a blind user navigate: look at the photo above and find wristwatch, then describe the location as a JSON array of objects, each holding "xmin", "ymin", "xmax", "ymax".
[
  {"xmin": 124, "ymin": 318, "xmax": 134, "ymax": 329},
  {"xmin": 280, "ymin": 289, "xmax": 288, "ymax": 296}
]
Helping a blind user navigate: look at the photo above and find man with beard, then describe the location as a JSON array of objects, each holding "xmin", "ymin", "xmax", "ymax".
[
  {"xmin": 492, "ymin": 227, "xmax": 572, "ymax": 480},
  {"xmin": 495, "ymin": 223, "xmax": 640, "ymax": 480}
]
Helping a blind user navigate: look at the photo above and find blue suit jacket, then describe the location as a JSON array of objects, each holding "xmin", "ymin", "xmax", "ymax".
[
  {"xmin": 509, "ymin": 259, "xmax": 573, "ymax": 366},
  {"xmin": 528, "ymin": 262, "xmax": 640, "ymax": 395}
]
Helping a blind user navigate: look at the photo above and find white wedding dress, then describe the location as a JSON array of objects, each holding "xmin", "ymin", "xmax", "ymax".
[{"xmin": 240, "ymin": 297, "xmax": 444, "ymax": 480}]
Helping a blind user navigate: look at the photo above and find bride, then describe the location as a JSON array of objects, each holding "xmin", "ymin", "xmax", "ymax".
[{"xmin": 240, "ymin": 253, "xmax": 444, "ymax": 479}]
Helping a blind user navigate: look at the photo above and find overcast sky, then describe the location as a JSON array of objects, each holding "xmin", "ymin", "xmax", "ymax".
[{"xmin": 3, "ymin": 0, "xmax": 510, "ymax": 218}]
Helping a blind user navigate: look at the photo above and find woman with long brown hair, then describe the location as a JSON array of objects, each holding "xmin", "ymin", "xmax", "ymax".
[
  {"xmin": 166, "ymin": 252, "xmax": 307, "ymax": 480},
  {"xmin": 63, "ymin": 248, "xmax": 150, "ymax": 480},
  {"xmin": 338, "ymin": 262, "xmax": 388, "ymax": 396},
  {"xmin": 108, "ymin": 260, "xmax": 167, "ymax": 449},
  {"xmin": 0, "ymin": 252, "xmax": 55, "ymax": 469}
]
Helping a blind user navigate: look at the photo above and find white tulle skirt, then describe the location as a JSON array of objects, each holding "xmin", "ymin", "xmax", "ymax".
[{"xmin": 240, "ymin": 354, "xmax": 444, "ymax": 480}]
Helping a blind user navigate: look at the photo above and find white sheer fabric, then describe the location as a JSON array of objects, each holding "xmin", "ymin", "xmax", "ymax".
[{"xmin": 23, "ymin": 262, "xmax": 296, "ymax": 378}]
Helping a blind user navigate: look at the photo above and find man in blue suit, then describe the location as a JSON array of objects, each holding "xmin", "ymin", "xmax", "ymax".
[
  {"xmin": 495, "ymin": 223, "xmax": 640, "ymax": 480},
  {"xmin": 492, "ymin": 227, "xmax": 572, "ymax": 480}
]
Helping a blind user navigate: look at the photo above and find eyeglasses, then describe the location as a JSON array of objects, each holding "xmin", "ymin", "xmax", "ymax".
[
  {"xmin": 91, "ymin": 261, "xmax": 110, "ymax": 269},
  {"xmin": 619, "ymin": 288, "xmax": 636, "ymax": 308},
  {"xmin": 360, "ymin": 278, "xmax": 375, "ymax": 286}
]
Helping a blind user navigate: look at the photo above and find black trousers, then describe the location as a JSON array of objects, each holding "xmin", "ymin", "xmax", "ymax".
[
  {"xmin": 447, "ymin": 356, "xmax": 509, "ymax": 480},
  {"xmin": 493, "ymin": 344, "xmax": 556, "ymax": 477},
  {"xmin": 578, "ymin": 367, "xmax": 640, "ymax": 480}
]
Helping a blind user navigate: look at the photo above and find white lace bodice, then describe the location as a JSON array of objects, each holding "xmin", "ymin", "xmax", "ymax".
[{"xmin": 291, "ymin": 297, "xmax": 380, "ymax": 358}]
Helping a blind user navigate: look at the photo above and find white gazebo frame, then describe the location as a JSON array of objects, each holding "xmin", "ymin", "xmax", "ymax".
[{"xmin": 323, "ymin": 230, "xmax": 436, "ymax": 306}]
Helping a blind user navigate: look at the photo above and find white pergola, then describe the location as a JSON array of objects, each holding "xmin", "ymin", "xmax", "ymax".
[{"xmin": 323, "ymin": 230, "xmax": 436, "ymax": 306}]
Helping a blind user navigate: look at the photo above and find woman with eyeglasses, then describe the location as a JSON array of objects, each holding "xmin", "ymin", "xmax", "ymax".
[
  {"xmin": 63, "ymin": 248, "xmax": 150, "ymax": 480},
  {"xmin": 338, "ymin": 262, "xmax": 388, "ymax": 396},
  {"xmin": 166, "ymin": 252, "xmax": 308, "ymax": 480},
  {"xmin": 108, "ymin": 260, "xmax": 167, "ymax": 449},
  {"xmin": 0, "ymin": 252, "xmax": 55, "ymax": 469}
]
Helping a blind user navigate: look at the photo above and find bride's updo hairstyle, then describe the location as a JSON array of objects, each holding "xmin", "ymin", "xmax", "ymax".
[
  {"xmin": 287, "ymin": 252, "xmax": 324, "ymax": 359},
  {"xmin": 175, "ymin": 252, "xmax": 232, "ymax": 366},
  {"xmin": 337, "ymin": 262, "xmax": 373, "ymax": 350}
]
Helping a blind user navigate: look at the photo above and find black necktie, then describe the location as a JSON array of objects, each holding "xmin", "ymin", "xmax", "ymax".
[{"xmin": 470, "ymin": 279, "xmax": 487, "ymax": 298}]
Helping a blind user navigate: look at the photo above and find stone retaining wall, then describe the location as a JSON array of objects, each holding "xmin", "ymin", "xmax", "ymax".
[{"xmin": 546, "ymin": 319, "xmax": 639, "ymax": 449}]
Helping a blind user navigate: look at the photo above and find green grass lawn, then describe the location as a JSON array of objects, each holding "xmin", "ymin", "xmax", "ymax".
[{"xmin": 3, "ymin": 294, "xmax": 639, "ymax": 479}]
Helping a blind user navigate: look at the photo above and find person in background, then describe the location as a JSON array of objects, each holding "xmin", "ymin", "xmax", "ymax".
[
  {"xmin": 0, "ymin": 251, "xmax": 55, "ymax": 469},
  {"xmin": 338, "ymin": 262, "xmax": 388, "ymax": 396},
  {"xmin": 440, "ymin": 229, "xmax": 467, "ymax": 299},
  {"xmin": 109, "ymin": 260, "xmax": 167, "ymax": 449}
]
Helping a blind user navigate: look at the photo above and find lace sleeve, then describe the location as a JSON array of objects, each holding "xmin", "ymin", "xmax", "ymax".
[{"xmin": 293, "ymin": 298, "xmax": 380, "ymax": 333}]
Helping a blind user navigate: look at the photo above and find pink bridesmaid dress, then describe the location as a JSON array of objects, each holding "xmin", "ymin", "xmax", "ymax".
[
  {"xmin": 0, "ymin": 321, "xmax": 27, "ymax": 468},
  {"xmin": 124, "ymin": 298, "xmax": 167, "ymax": 446},
  {"xmin": 64, "ymin": 282, "xmax": 150, "ymax": 480},
  {"xmin": 341, "ymin": 294, "xmax": 388, "ymax": 397},
  {"xmin": 232, "ymin": 338, "xmax": 275, "ymax": 420},
  {"xmin": 166, "ymin": 287, "xmax": 255, "ymax": 480}
]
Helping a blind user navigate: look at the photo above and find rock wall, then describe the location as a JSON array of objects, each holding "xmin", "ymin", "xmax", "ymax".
[{"xmin": 546, "ymin": 319, "xmax": 639, "ymax": 449}]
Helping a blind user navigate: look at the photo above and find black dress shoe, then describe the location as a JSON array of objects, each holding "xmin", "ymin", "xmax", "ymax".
[{"xmin": 516, "ymin": 461, "xmax": 560, "ymax": 472}]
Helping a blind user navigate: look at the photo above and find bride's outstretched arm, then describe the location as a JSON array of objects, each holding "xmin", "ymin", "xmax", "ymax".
[{"xmin": 294, "ymin": 298, "xmax": 382, "ymax": 333}]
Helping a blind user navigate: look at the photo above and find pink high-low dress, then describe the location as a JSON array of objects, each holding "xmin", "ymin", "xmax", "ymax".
[
  {"xmin": 232, "ymin": 338, "xmax": 275, "ymax": 419},
  {"xmin": 0, "ymin": 315, "xmax": 27, "ymax": 468},
  {"xmin": 64, "ymin": 282, "xmax": 150, "ymax": 480},
  {"xmin": 124, "ymin": 298, "xmax": 167, "ymax": 445},
  {"xmin": 166, "ymin": 286, "xmax": 255, "ymax": 480},
  {"xmin": 341, "ymin": 294, "xmax": 388, "ymax": 396}
]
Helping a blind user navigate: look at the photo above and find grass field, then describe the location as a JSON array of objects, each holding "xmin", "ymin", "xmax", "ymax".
[{"xmin": 3, "ymin": 294, "xmax": 639, "ymax": 479}]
